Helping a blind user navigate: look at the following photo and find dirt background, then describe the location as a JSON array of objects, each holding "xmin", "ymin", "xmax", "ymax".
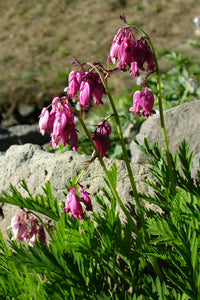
[{"xmin": 0, "ymin": 0, "xmax": 200, "ymax": 122}]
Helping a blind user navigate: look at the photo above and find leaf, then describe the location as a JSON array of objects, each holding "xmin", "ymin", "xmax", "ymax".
[
  {"xmin": 0, "ymin": 180, "xmax": 61, "ymax": 221},
  {"xmin": 103, "ymin": 162, "xmax": 118, "ymax": 190},
  {"xmin": 147, "ymin": 218, "xmax": 178, "ymax": 244}
]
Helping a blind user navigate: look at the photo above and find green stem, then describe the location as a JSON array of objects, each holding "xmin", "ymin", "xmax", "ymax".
[
  {"xmin": 75, "ymin": 156, "xmax": 96, "ymax": 185},
  {"xmin": 134, "ymin": 26, "xmax": 176, "ymax": 194},
  {"xmin": 88, "ymin": 63, "xmax": 146, "ymax": 239},
  {"xmin": 73, "ymin": 108, "xmax": 139, "ymax": 235},
  {"xmin": 180, "ymin": 84, "xmax": 190, "ymax": 104}
]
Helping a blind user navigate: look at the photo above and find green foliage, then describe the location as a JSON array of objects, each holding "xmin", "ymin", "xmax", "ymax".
[
  {"xmin": 0, "ymin": 180, "xmax": 61, "ymax": 221},
  {"xmin": 134, "ymin": 138, "xmax": 200, "ymax": 299},
  {"xmin": 1, "ymin": 140, "xmax": 200, "ymax": 299},
  {"xmin": 0, "ymin": 163, "xmax": 145, "ymax": 298},
  {"xmin": 148, "ymin": 52, "xmax": 200, "ymax": 108}
]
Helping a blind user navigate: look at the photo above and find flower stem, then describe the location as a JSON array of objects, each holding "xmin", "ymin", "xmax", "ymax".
[
  {"xmin": 88, "ymin": 63, "xmax": 146, "ymax": 239},
  {"xmin": 75, "ymin": 156, "xmax": 96, "ymax": 185},
  {"xmin": 180, "ymin": 83, "xmax": 190, "ymax": 104},
  {"xmin": 134, "ymin": 26, "xmax": 176, "ymax": 194},
  {"xmin": 73, "ymin": 107, "xmax": 140, "ymax": 236}
]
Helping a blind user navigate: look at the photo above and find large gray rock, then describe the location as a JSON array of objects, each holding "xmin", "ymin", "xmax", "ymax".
[
  {"xmin": 0, "ymin": 144, "xmax": 153, "ymax": 241},
  {"xmin": 130, "ymin": 100, "xmax": 200, "ymax": 166}
]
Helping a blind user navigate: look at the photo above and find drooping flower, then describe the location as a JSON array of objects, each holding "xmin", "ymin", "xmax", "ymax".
[
  {"xmin": 37, "ymin": 225, "xmax": 46, "ymax": 244},
  {"xmin": 109, "ymin": 16, "xmax": 155, "ymax": 76},
  {"xmin": 142, "ymin": 89, "xmax": 156, "ymax": 117},
  {"xmin": 8, "ymin": 212, "xmax": 47, "ymax": 246},
  {"xmin": 92, "ymin": 122, "xmax": 112, "ymax": 157},
  {"xmin": 80, "ymin": 187, "xmax": 93, "ymax": 211},
  {"xmin": 38, "ymin": 96, "xmax": 78, "ymax": 150},
  {"xmin": 129, "ymin": 90, "xmax": 144, "ymax": 117},
  {"xmin": 10, "ymin": 214, "xmax": 28, "ymax": 241},
  {"xmin": 79, "ymin": 80, "xmax": 92, "ymax": 110},
  {"xmin": 64, "ymin": 186, "xmax": 84, "ymax": 219},
  {"xmin": 69, "ymin": 124, "xmax": 79, "ymax": 151},
  {"xmin": 132, "ymin": 40, "xmax": 146, "ymax": 70},
  {"xmin": 75, "ymin": 71, "xmax": 105, "ymax": 110},
  {"xmin": 38, "ymin": 108, "xmax": 49, "ymax": 136},
  {"xmin": 129, "ymin": 88, "xmax": 156, "ymax": 117},
  {"xmin": 64, "ymin": 185, "xmax": 93, "ymax": 219},
  {"xmin": 92, "ymin": 73, "xmax": 105, "ymax": 106},
  {"xmin": 29, "ymin": 220, "xmax": 38, "ymax": 247},
  {"xmin": 118, "ymin": 36, "xmax": 134, "ymax": 66},
  {"xmin": 130, "ymin": 61, "xmax": 140, "ymax": 77},
  {"xmin": 68, "ymin": 70, "xmax": 84, "ymax": 98},
  {"xmin": 144, "ymin": 41, "xmax": 155, "ymax": 72},
  {"xmin": 109, "ymin": 28, "xmax": 123, "ymax": 64},
  {"xmin": 109, "ymin": 27, "xmax": 135, "ymax": 68}
]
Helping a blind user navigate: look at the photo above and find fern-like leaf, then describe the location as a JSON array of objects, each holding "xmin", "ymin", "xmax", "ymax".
[{"xmin": 0, "ymin": 180, "xmax": 61, "ymax": 221}]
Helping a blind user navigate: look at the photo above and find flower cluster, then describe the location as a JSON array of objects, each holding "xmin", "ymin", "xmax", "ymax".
[
  {"xmin": 37, "ymin": 14, "xmax": 157, "ymax": 225},
  {"xmin": 109, "ymin": 27, "xmax": 155, "ymax": 77},
  {"xmin": 68, "ymin": 67, "xmax": 106, "ymax": 110},
  {"xmin": 109, "ymin": 15, "xmax": 156, "ymax": 117},
  {"xmin": 63, "ymin": 185, "xmax": 92, "ymax": 219},
  {"xmin": 129, "ymin": 88, "xmax": 156, "ymax": 117},
  {"xmin": 8, "ymin": 212, "xmax": 46, "ymax": 246},
  {"xmin": 92, "ymin": 122, "xmax": 112, "ymax": 157},
  {"xmin": 38, "ymin": 96, "xmax": 78, "ymax": 150}
]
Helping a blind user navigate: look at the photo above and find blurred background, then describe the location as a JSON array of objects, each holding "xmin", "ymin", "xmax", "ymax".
[{"xmin": 0, "ymin": 0, "xmax": 200, "ymax": 130}]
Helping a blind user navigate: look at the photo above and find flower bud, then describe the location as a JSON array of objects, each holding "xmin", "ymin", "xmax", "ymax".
[{"xmin": 93, "ymin": 122, "xmax": 112, "ymax": 157}]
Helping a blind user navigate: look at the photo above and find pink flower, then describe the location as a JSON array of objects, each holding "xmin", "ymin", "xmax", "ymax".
[
  {"xmin": 64, "ymin": 187, "xmax": 84, "ymax": 219},
  {"xmin": 68, "ymin": 70, "xmax": 83, "ymax": 97},
  {"xmin": 130, "ymin": 61, "xmax": 140, "ymax": 77},
  {"xmin": 109, "ymin": 18, "xmax": 155, "ymax": 76},
  {"xmin": 109, "ymin": 28, "xmax": 122, "ymax": 64},
  {"xmin": 132, "ymin": 40, "xmax": 146, "ymax": 70},
  {"xmin": 129, "ymin": 88, "xmax": 156, "ymax": 117},
  {"xmin": 142, "ymin": 88, "xmax": 156, "ymax": 117},
  {"xmin": 38, "ymin": 108, "xmax": 49, "ymax": 136},
  {"xmin": 92, "ymin": 122, "xmax": 112, "ymax": 157},
  {"xmin": 63, "ymin": 185, "xmax": 93, "ymax": 219},
  {"xmin": 28, "ymin": 217, "xmax": 38, "ymax": 246},
  {"xmin": 129, "ymin": 91, "xmax": 143, "ymax": 117},
  {"xmin": 118, "ymin": 37, "xmax": 134, "ymax": 65},
  {"xmin": 10, "ymin": 214, "xmax": 28, "ymax": 241},
  {"xmin": 79, "ymin": 81, "xmax": 92, "ymax": 110},
  {"xmin": 109, "ymin": 28, "xmax": 135, "ymax": 67},
  {"xmin": 38, "ymin": 96, "xmax": 78, "ymax": 150},
  {"xmin": 66, "ymin": 64, "xmax": 106, "ymax": 110},
  {"xmin": 92, "ymin": 74, "xmax": 105, "ymax": 106},
  {"xmin": 8, "ymin": 213, "xmax": 47, "ymax": 246},
  {"xmin": 80, "ymin": 187, "xmax": 93, "ymax": 211},
  {"xmin": 144, "ymin": 42, "xmax": 155, "ymax": 72},
  {"xmin": 37, "ymin": 225, "xmax": 46, "ymax": 244}
]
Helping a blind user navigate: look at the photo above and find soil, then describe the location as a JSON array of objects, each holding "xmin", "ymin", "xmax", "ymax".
[{"xmin": 0, "ymin": 0, "xmax": 200, "ymax": 122}]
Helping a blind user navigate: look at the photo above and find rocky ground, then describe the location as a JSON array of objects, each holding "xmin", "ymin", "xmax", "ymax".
[{"xmin": 0, "ymin": 0, "xmax": 200, "ymax": 126}]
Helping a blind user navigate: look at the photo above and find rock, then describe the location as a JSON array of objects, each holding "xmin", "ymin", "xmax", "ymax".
[
  {"xmin": 18, "ymin": 103, "xmax": 35, "ymax": 118},
  {"xmin": 0, "ymin": 124, "xmax": 50, "ymax": 151},
  {"xmin": 1, "ymin": 114, "xmax": 20, "ymax": 128},
  {"xmin": 192, "ymin": 152, "xmax": 200, "ymax": 177},
  {"xmin": 130, "ymin": 100, "xmax": 200, "ymax": 166},
  {"xmin": 0, "ymin": 144, "xmax": 154, "ymax": 241}
]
